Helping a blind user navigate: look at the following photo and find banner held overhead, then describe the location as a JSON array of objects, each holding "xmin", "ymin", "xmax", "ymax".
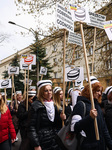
[
  {"xmin": 56, "ymin": 3, "xmax": 74, "ymax": 32},
  {"xmin": 88, "ymin": 12, "xmax": 106, "ymax": 29},
  {"xmin": 68, "ymin": 32, "xmax": 82, "ymax": 46}
]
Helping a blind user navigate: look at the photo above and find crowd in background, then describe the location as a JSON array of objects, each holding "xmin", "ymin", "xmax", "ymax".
[{"xmin": 0, "ymin": 76, "xmax": 112, "ymax": 150}]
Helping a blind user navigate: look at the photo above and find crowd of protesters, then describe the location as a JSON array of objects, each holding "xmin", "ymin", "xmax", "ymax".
[{"xmin": 0, "ymin": 76, "xmax": 112, "ymax": 150}]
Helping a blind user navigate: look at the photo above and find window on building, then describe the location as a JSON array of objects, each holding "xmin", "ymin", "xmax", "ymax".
[
  {"xmin": 108, "ymin": 60, "xmax": 112, "ymax": 69},
  {"xmin": 105, "ymin": 60, "xmax": 108, "ymax": 69},
  {"xmin": 107, "ymin": 43, "xmax": 110, "ymax": 51},
  {"xmin": 53, "ymin": 44, "xmax": 57, "ymax": 52},
  {"xmin": 110, "ymin": 42, "xmax": 112, "ymax": 49},
  {"xmin": 53, "ymin": 58, "xmax": 58, "ymax": 66},
  {"xmin": 89, "ymin": 46, "xmax": 93, "ymax": 55},
  {"xmin": 75, "ymin": 51, "xmax": 80, "ymax": 59},
  {"xmin": 89, "ymin": 63, "xmax": 95, "ymax": 72},
  {"xmin": 65, "ymin": 53, "xmax": 68, "ymax": 59},
  {"xmin": 53, "ymin": 58, "xmax": 57, "ymax": 63},
  {"xmin": 65, "ymin": 53, "xmax": 69, "ymax": 63},
  {"xmin": 54, "ymin": 72, "xmax": 57, "ymax": 78}
]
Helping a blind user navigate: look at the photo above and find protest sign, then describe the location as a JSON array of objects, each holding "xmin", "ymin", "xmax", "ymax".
[{"xmin": 56, "ymin": 3, "xmax": 74, "ymax": 32}]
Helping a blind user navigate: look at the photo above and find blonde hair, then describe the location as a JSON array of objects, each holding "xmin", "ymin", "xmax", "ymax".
[
  {"xmin": 38, "ymin": 85, "xmax": 52, "ymax": 104},
  {"xmin": 0, "ymin": 94, "xmax": 8, "ymax": 114},
  {"xmin": 53, "ymin": 90, "xmax": 62, "ymax": 111}
]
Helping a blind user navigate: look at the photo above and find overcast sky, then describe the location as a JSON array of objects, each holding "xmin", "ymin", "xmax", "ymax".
[
  {"xmin": 0, "ymin": 0, "xmax": 110, "ymax": 61},
  {"xmin": 0, "ymin": 0, "xmax": 55, "ymax": 61}
]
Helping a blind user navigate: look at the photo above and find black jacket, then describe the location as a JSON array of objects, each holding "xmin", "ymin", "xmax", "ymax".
[
  {"xmin": 65, "ymin": 103, "xmax": 72, "ymax": 119},
  {"xmin": 104, "ymin": 100, "xmax": 112, "ymax": 139},
  {"xmin": 17, "ymin": 101, "xmax": 32, "ymax": 129},
  {"xmin": 72, "ymin": 96, "xmax": 112, "ymax": 150},
  {"xmin": 27, "ymin": 99, "xmax": 62, "ymax": 150},
  {"xmin": 17, "ymin": 101, "xmax": 33, "ymax": 150}
]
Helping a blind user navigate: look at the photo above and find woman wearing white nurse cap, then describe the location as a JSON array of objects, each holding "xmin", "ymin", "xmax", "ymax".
[
  {"xmin": 68, "ymin": 88, "xmax": 73, "ymax": 96},
  {"xmin": 53, "ymin": 87, "xmax": 62, "ymax": 94},
  {"xmin": 104, "ymin": 86, "xmax": 112, "ymax": 96},
  {"xmin": 37, "ymin": 80, "xmax": 52, "ymax": 90},
  {"xmin": 86, "ymin": 76, "xmax": 99, "ymax": 85}
]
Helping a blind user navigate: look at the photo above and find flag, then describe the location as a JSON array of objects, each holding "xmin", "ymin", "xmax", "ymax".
[
  {"xmin": 103, "ymin": 24, "xmax": 112, "ymax": 29},
  {"xmin": 70, "ymin": 4, "xmax": 77, "ymax": 11}
]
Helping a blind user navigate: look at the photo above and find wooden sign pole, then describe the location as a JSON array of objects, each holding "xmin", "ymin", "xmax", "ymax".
[
  {"xmin": 80, "ymin": 23, "xmax": 99, "ymax": 140},
  {"xmin": 4, "ymin": 88, "xmax": 7, "ymax": 104},
  {"xmin": 13, "ymin": 75, "xmax": 18, "ymax": 110},
  {"xmin": 41, "ymin": 74, "xmax": 43, "ymax": 80},
  {"xmin": 72, "ymin": 80, "xmax": 75, "ymax": 91},
  {"xmin": 92, "ymin": 27, "xmax": 96, "ymax": 76},
  {"xmin": 26, "ymin": 65, "xmax": 29, "ymax": 111},
  {"xmin": 67, "ymin": 81, "xmax": 71, "ymax": 105},
  {"xmin": 62, "ymin": 29, "xmax": 66, "ymax": 126},
  {"xmin": 65, "ymin": 81, "xmax": 67, "ymax": 106},
  {"xmin": 11, "ymin": 75, "xmax": 14, "ymax": 107},
  {"xmin": 23, "ymin": 69, "xmax": 26, "ymax": 101}
]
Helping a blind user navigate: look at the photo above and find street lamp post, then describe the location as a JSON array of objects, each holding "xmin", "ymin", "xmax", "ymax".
[{"xmin": 8, "ymin": 21, "xmax": 39, "ymax": 83}]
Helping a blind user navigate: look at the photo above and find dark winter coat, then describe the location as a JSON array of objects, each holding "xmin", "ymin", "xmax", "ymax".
[
  {"xmin": 17, "ymin": 101, "xmax": 33, "ymax": 150},
  {"xmin": 27, "ymin": 99, "xmax": 62, "ymax": 150},
  {"xmin": 0, "ymin": 106, "xmax": 16, "ymax": 143},
  {"xmin": 71, "ymin": 96, "xmax": 112, "ymax": 150},
  {"xmin": 65, "ymin": 102, "xmax": 72, "ymax": 119},
  {"xmin": 103, "ymin": 100, "xmax": 112, "ymax": 139},
  {"xmin": 17, "ymin": 100, "xmax": 33, "ymax": 140}
]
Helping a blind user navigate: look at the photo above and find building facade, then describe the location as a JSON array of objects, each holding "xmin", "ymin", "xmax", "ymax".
[{"xmin": 1, "ymin": 1, "xmax": 112, "ymax": 90}]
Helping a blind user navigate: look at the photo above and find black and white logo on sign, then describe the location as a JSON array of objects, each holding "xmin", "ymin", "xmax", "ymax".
[
  {"xmin": 40, "ymin": 67, "xmax": 47, "ymax": 75},
  {"xmin": 70, "ymin": 5, "xmax": 90, "ymax": 23},
  {"xmin": 25, "ymin": 79, "xmax": 32, "ymax": 86},
  {"xmin": 8, "ymin": 66, "xmax": 19, "ymax": 75},
  {"xmin": 65, "ymin": 65, "xmax": 84, "ymax": 82},
  {"xmin": 0, "ymin": 79, "xmax": 12, "ymax": 89}
]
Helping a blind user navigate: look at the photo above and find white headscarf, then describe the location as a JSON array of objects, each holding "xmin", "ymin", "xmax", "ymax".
[{"xmin": 44, "ymin": 101, "xmax": 55, "ymax": 122}]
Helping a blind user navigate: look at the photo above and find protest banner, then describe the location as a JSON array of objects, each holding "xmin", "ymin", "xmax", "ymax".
[
  {"xmin": 56, "ymin": 3, "xmax": 74, "ymax": 32},
  {"xmin": 87, "ymin": 12, "xmax": 106, "ymax": 75},
  {"xmin": 0, "ymin": 79, "xmax": 12, "ymax": 104},
  {"xmin": 40, "ymin": 66, "xmax": 48, "ymax": 80},
  {"xmin": 68, "ymin": 31, "xmax": 82, "ymax": 46},
  {"xmin": 88, "ymin": 12, "xmax": 106, "ymax": 29},
  {"xmin": 21, "ymin": 54, "xmax": 36, "ymax": 111},
  {"xmin": 8, "ymin": 66, "xmax": 19, "ymax": 75}
]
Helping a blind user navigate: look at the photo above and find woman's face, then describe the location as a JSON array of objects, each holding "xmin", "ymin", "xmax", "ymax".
[
  {"xmin": 17, "ymin": 94, "xmax": 22, "ymax": 102},
  {"xmin": 28, "ymin": 96, "xmax": 34, "ymax": 103},
  {"xmin": 59, "ymin": 91, "xmax": 63, "ymax": 101},
  {"xmin": 93, "ymin": 87, "xmax": 102, "ymax": 100},
  {"xmin": 43, "ymin": 85, "xmax": 52, "ymax": 100}
]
